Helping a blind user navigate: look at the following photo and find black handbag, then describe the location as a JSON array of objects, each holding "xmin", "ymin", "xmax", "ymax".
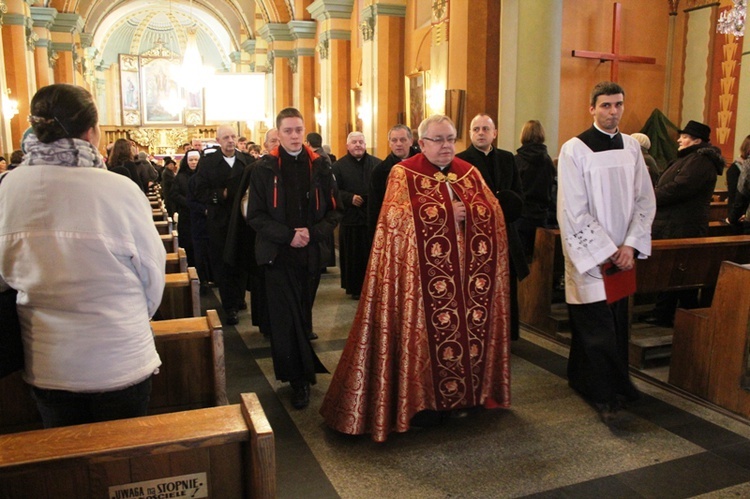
[{"xmin": 0, "ymin": 287, "xmax": 23, "ymax": 378}]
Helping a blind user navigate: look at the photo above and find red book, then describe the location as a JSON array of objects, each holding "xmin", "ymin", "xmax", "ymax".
[{"xmin": 601, "ymin": 261, "xmax": 636, "ymax": 304}]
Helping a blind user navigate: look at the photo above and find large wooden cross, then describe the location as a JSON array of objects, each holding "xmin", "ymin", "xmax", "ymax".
[{"xmin": 571, "ymin": 2, "xmax": 656, "ymax": 81}]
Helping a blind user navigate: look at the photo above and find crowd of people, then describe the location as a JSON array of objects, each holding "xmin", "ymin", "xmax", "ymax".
[{"xmin": 0, "ymin": 80, "xmax": 745, "ymax": 442}]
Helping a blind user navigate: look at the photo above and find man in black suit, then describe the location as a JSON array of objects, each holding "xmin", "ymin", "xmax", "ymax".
[
  {"xmin": 192, "ymin": 124, "xmax": 253, "ymax": 325},
  {"xmin": 456, "ymin": 113, "xmax": 529, "ymax": 340}
]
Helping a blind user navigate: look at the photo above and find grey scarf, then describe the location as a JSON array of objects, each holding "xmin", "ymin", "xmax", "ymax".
[{"xmin": 21, "ymin": 133, "xmax": 106, "ymax": 169}]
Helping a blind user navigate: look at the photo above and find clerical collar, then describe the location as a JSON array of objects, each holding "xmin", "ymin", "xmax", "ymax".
[
  {"xmin": 478, "ymin": 145, "xmax": 494, "ymax": 156},
  {"xmin": 284, "ymin": 148, "xmax": 302, "ymax": 158},
  {"xmin": 593, "ymin": 122, "xmax": 619, "ymax": 138}
]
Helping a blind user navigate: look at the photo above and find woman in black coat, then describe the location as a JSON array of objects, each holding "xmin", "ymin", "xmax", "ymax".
[
  {"xmin": 514, "ymin": 120, "xmax": 557, "ymax": 260},
  {"xmin": 106, "ymin": 138, "xmax": 144, "ymax": 192},
  {"xmin": 170, "ymin": 151, "xmax": 200, "ymax": 267}
]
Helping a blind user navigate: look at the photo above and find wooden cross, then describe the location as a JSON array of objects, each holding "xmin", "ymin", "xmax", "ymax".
[{"xmin": 571, "ymin": 2, "xmax": 656, "ymax": 82}]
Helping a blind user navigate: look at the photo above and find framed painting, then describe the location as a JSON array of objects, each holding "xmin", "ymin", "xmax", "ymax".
[
  {"xmin": 140, "ymin": 57, "xmax": 183, "ymax": 125},
  {"xmin": 119, "ymin": 54, "xmax": 141, "ymax": 126},
  {"xmin": 184, "ymin": 88, "xmax": 204, "ymax": 126},
  {"xmin": 405, "ymin": 71, "xmax": 427, "ymax": 129}
]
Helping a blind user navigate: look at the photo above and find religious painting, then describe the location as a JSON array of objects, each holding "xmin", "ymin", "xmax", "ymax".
[
  {"xmin": 119, "ymin": 54, "xmax": 141, "ymax": 126},
  {"xmin": 183, "ymin": 88, "xmax": 204, "ymax": 126},
  {"xmin": 140, "ymin": 57, "xmax": 183, "ymax": 125},
  {"xmin": 445, "ymin": 89, "xmax": 466, "ymax": 138},
  {"xmin": 406, "ymin": 71, "xmax": 427, "ymax": 129}
]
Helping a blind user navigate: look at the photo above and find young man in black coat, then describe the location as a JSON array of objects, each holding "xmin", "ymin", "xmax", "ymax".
[{"xmin": 456, "ymin": 113, "xmax": 530, "ymax": 340}]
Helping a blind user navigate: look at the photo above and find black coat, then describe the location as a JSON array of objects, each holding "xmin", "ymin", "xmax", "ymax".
[
  {"xmin": 515, "ymin": 143, "xmax": 556, "ymax": 224},
  {"xmin": 652, "ymin": 143, "xmax": 725, "ymax": 239},
  {"xmin": 331, "ymin": 152, "xmax": 381, "ymax": 226},
  {"xmin": 456, "ymin": 144, "xmax": 529, "ymax": 280},
  {"xmin": 192, "ymin": 149, "xmax": 253, "ymax": 240},
  {"xmin": 367, "ymin": 152, "xmax": 405, "ymax": 241},
  {"xmin": 247, "ymin": 146, "xmax": 342, "ymax": 269}
]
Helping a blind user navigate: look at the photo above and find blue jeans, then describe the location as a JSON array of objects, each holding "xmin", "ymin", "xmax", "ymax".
[{"xmin": 31, "ymin": 376, "xmax": 152, "ymax": 428}]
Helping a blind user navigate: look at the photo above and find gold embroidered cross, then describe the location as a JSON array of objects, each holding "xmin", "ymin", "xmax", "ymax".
[{"xmin": 434, "ymin": 171, "xmax": 458, "ymax": 183}]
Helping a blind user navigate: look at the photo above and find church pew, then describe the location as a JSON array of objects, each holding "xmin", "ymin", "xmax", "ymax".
[
  {"xmin": 709, "ymin": 201, "xmax": 728, "ymax": 222},
  {"xmin": 0, "ymin": 311, "xmax": 227, "ymax": 434},
  {"xmin": 157, "ymin": 267, "xmax": 200, "ymax": 320},
  {"xmin": 166, "ymin": 247, "xmax": 188, "ymax": 274},
  {"xmin": 154, "ymin": 219, "xmax": 172, "ymax": 235},
  {"xmin": 0, "ymin": 392, "xmax": 275, "ymax": 499},
  {"xmin": 160, "ymin": 229, "xmax": 179, "ymax": 254},
  {"xmin": 152, "ymin": 208, "xmax": 167, "ymax": 222},
  {"xmin": 712, "ymin": 189, "xmax": 728, "ymax": 203},
  {"xmin": 518, "ymin": 228, "xmax": 750, "ymax": 341},
  {"xmin": 668, "ymin": 262, "xmax": 750, "ymax": 417}
]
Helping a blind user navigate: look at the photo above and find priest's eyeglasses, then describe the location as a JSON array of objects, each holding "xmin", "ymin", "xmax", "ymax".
[{"xmin": 422, "ymin": 136, "xmax": 457, "ymax": 146}]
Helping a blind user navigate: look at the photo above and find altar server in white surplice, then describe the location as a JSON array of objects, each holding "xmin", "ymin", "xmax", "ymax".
[{"xmin": 557, "ymin": 81, "xmax": 656, "ymax": 424}]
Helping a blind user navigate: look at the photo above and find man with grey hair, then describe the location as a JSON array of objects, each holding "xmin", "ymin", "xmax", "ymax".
[
  {"xmin": 367, "ymin": 124, "xmax": 414, "ymax": 240},
  {"xmin": 192, "ymin": 124, "xmax": 253, "ymax": 325},
  {"xmin": 331, "ymin": 131, "xmax": 381, "ymax": 299},
  {"xmin": 322, "ymin": 115, "xmax": 512, "ymax": 441}
]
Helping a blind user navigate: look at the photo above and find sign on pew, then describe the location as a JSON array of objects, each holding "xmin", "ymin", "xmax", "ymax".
[{"xmin": 0, "ymin": 393, "xmax": 275, "ymax": 499}]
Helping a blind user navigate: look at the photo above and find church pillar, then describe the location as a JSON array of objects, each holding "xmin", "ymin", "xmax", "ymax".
[
  {"xmin": 2, "ymin": 0, "xmax": 36, "ymax": 149},
  {"xmin": 361, "ymin": 2, "xmax": 405, "ymax": 158},
  {"xmin": 308, "ymin": 0, "xmax": 353, "ymax": 158},
  {"xmin": 289, "ymin": 21, "xmax": 317, "ymax": 132},
  {"xmin": 258, "ymin": 23, "xmax": 295, "ymax": 112},
  {"xmin": 240, "ymin": 39, "xmax": 257, "ymax": 71},
  {"xmin": 50, "ymin": 12, "xmax": 83, "ymax": 86},
  {"xmin": 79, "ymin": 33, "xmax": 96, "ymax": 93},
  {"xmin": 0, "ymin": 3, "xmax": 14, "ymax": 153},
  {"xmin": 499, "ymin": 0, "xmax": 562, "ymax": 153},
  {"xmin": 735, "ymin": 47, "xmax": 750, "ymax": 155},
  {"xmin": 30, "ymin": 6, "xmax": 56, "ymax": 89}
]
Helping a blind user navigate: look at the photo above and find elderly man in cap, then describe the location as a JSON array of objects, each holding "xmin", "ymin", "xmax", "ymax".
[{"xmin": 643, "ymin": 119, "xmax": 725, "ymax": 327}]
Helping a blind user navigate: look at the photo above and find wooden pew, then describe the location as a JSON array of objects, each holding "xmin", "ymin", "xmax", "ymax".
[
  {"xmin": 166, "ymin": 247, "xmax": 188, "ymax": 274},
  {"xmin": 157, "ymin": 267, "xmax": 200, "ymax": 320},
  {"xmin": 709, "ymin": 201, "xmax": 728, "ymax": 222},
  {"xmin": 161, "ymin": 229, "xmax": 179, "ymax": 253},
  {"xmin": 152, "ymin": 208, "xmax": 167, "ymax": 222},
  {"xmin": 0, "ymin": 392, "xmax": 275, "ymax": 499},
  {"xmin": 0, "ymin": 311, "xmax": 226, "ymax": 434},
  {"xmin": 668, "ymin": 262, "xmax": 750, "ymax": 416},
  {"xmin": 154, "ymin": 219, "xmax": 172, "ymax": 235},
  {"xmin": 518, "ymin": 228, "xmax": 750, "ymax": 341}
]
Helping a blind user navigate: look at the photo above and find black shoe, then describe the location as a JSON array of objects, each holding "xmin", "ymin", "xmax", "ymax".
[
  {"xmin": 593, "ymin": 402, "xmax": 619, "ymax": 424},
  {"xmin": 291, "ymin": 382, "xmax": 310, "ymax": 409},
  {"xmin": 199, "ymin": 283, "xmax": 209, "ymax": 296},
  {"xmin": 238, "ymin": 301, "xmax": 247, "ymax": 310},
  {"xmin": 225, "ymin": 310, "xmax": 239, "ymax": 326},
  {"xmin": 352, "ymin": 294, "xmax": 360, "ymax": 300},
  {"xmin": 308, "ymin": 331, "xmax": 319, "ymax": 340}
]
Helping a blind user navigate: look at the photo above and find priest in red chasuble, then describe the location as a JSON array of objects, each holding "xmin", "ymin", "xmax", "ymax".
[{"xmin": 321, "ymin": 115, "xmax": 511, "ymax": 442}]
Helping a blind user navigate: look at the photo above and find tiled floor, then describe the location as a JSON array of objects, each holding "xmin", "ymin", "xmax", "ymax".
[{"xmin": 204, "ymin": 269, "xmax": 750, "ymax": 498}]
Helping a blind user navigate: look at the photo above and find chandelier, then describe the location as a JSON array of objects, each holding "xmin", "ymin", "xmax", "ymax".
[
  {"xmin": 717, "ymin": 0, "xmax": 747, "ymax": 37},
  {"xmin": 175, "ymin": 27, "xmax": 212, "ymax": 93}
]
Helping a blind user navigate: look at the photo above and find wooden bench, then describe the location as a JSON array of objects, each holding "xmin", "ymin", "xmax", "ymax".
[
  {"xmin": 0, "ymin": 311, "xmax": 226, "ymax": 434},
  {"xmin": 161, "ymin": 230, "xmax": 179, "ymax": 254},
  {"xmin": 152, "ymin": 208, "xmax": 167, "ymax": 222},
  {"xmin": 166, "ymin": 247, "xmax": 188, "ymax": 274},
  {"xmin": 519, "ymin": 229, "xmax": 750, "ymax": 343},
  {"xmin": 156, "ymin": 267, "xmax": 200, "ymax": 320},
  {"xmin": 0, "ymin": 392, "xmax": 275, "ymax": 498},
  {"xmin": 154, "ymin": 219, "xmax": 172, "ymax": 235},
  {"xmin": 710, "ymin": 201, "xmax": 728, "ymax": 222},
  {"xmin": 669, "ymin": 262, "xmax": 750, "ymax": 415}
]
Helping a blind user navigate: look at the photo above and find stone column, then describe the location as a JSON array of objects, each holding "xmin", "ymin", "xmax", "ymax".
[
  {"xmin": 258, "ymin": 23, "xmax": 295, "ymax": 111},
  {"xmin": 30, "ymin": 5, "xmax": 55, "ymax": 88},
  {"xmin": 307, "ymin": 0, "xmax": 353, "ymax": 158},
  {"xmin": 0, "ymin": 1, "xmax": 14, "ymax": 152},
  {"xmin": 499, "ymin": 0, "xmax": 562, "ymax": 153},
  {"xmin": 2, "ymin": 0, "xmax": 36, "ymax": 148},
  {"xmin": 50, "ymin": 12, "xmax": 83, "ymax": 85},
  {"xmin": 361, "ymin": 2, "xmax": 406, "ymax": 158},
  {"xmin": 289, "ymin": 20, "xmax": 317, "ymax": 126}
]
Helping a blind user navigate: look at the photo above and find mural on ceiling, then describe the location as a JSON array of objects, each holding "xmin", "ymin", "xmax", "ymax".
[{"xmin": 119, "ymin": 42, "xmax": 204, "ymax": 127}]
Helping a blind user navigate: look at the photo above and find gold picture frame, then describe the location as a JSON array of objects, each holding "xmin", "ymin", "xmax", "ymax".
[{"xmin": 405, "ymin": 71, "xmax": 428, "ymax": 129}]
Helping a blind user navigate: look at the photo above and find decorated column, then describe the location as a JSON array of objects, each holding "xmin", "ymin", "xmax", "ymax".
[
  {"xmin": 258, "ymin": 23, "xmax": 294, "ymax": 111},
  {"xmin": 289, "ymin": 20, "xmax": 317, "ymax": 126},
  {"xmin": 361, "ymin": 2, "xmax": 406, "ymax": 158},
  {"xmin": 50, "ymin": 12, "xmax": 83, "ymax": 85},
  {"xmin": 307, "ymin": 0, "xmax": 353, "ymax": 158},
  {"xmin": 30, "ymin": 5, "xmax": 55, "ymax": 89},
  {"xmin": 2, "ymin": 0, "xmax": 36, "ymax": 148}
]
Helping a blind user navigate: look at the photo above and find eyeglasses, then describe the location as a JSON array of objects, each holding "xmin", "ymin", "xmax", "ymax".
[{"xmin": 422, "ymin": 136, "xmax": 457, "ymax": 146}]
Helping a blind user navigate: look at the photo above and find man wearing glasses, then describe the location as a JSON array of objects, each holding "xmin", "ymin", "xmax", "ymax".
[
  {"xmin": 457, "ymin": 114, "xmax": 529, "ymax": 342},
  {"xmin": 321, "ymin": 115, "xmax": 512, "ymax": 442}
]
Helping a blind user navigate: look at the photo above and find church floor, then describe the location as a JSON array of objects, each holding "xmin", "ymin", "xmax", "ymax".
[{"xmin": 202, "ymin": 270, "xmax": 750, "ymax": 498}]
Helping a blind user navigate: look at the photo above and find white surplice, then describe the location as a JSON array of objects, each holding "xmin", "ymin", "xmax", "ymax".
[{"xmin": 557, "ymin": 134, "xmax": 656, "ymax": 304}]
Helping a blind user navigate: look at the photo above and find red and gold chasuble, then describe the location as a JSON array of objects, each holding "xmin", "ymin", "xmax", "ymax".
[{"xmin": 321, "ymin": 154, "xmax": 511, "ymax": 442}]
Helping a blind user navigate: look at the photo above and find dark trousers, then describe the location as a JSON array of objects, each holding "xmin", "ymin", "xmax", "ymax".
[
  {"xmin": 653, "ymin": 289, "xmax": 700, "ymax": 325},
  {"xmin": 567, "ymin": 299, "xmax": 639, "ymax": 404},
  {"xmin": 208, "ymin": 231, "xmax": 246, "ymax": 313},
  {"xmin": 31, "ymin": 376, "xmax": 152, "ymax": 428},
  {"xmin": 265, "ymin": 262, "xmax": 324, "ymax": 384}
]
